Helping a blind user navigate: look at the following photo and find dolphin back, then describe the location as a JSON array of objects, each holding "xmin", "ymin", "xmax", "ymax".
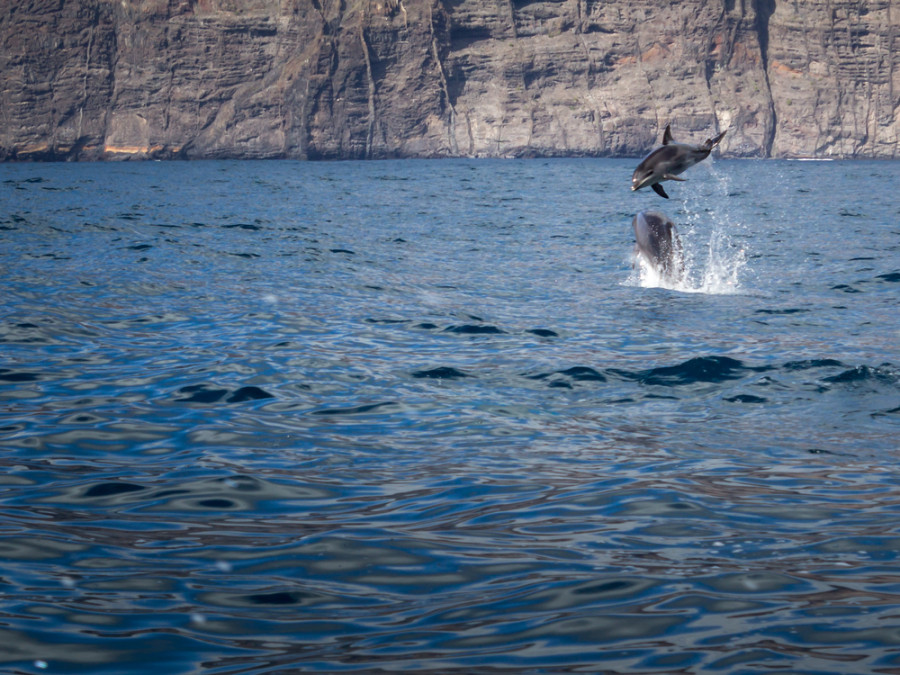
[{"xmin": 632, "ymin": 211, "xmax": 684, "ymax": 282}]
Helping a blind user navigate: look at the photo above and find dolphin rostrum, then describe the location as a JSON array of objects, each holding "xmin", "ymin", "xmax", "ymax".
[
  {"xmin": 631, "ymin": 124, "xmax": 727, "ymax": 198},
  {"xmin": 632, "ymin": 210, "xmax": 684, "ymax": 285}
]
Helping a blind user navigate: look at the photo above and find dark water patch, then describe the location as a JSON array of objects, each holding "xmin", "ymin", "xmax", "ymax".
[
  {"xmin": 228, "ymin": 252, "xmax": 260, "ymax": 258},
  {"xmin": 196, "ymin": 498, "xmax": 238, "ymax": 508},
  {"xmin": 175, "ymin": 384, "xmax": 274, "ymax": 404},
  {"xmin": 412, "ymin": 367, "xmax": 470, "ymax": 379},
  {"xmin": 822, "ymin": 364, "xmax": 898, "ymax": 386},
  {"xmin": 530, "ymin": 366, "xmax": 607, "ymax": 387},
  {"xmin": 126, "ymin": 243, "xmax": 153, "ymax": 251},
  {"xmin": 876, "ymin": 272, "xmax": 900, "ymax": 282},
  {"xmin": 365, "ymin": 318, "xmax": 408, "ymax": 325},
  {"xmin": 330, "ymin": 248, "xmax": 355, "ymax": 255},
  {"xmin": 117, "ymin": 212, "xmax": 143, "ymax": 221},
  {"xmin": 0, "ymin": 370, "xmax": 42, "ymax": 382},
  {"xmin": 617, "ymin": 356, "xmax": 758, "ymax": 386},
  {"xmin": 831, "ymin": 284, "xmax": 861, "ymax": 293},
  {"xmin": 416, "ymin": 322, "xmax": 439, "ymax": 330},
  {"xmin": 755, "ymin": 308, "xmax": 809, "ymax": 315},
  {"xmin": 222, "ymin": 223, "xmax": 262, "ymax": 230},
  {"xmin": 83, "ymin": 482, "xmax": 146, "ymax": 498},
  {"xmin": 444, "ymin": 324, "xmax": 506, "ymax": 334},
  {"xmin": 528, "ymin": 328, "xmax": 558, "ymax": 337},
  {"xmin": 724, "ymin": 394, "xmax": 767, "ymax": 403},
  {"xmin": 312, "ymin": 401, "xmax": 400, "ymax": 416},
  {"xmin": 557, "ymin": 366, "xmax": 606, "ymax": 381},
  {"xmin": 782, "ymin": 359, "xmax": 846, "ymax": 371},
  {"xmin": 228, "ymin": 386, "xmax": 274, "ymax": 402},
  {"xmin": 204, "ymin": 588, "xmax": 339, "ymax": 609}
]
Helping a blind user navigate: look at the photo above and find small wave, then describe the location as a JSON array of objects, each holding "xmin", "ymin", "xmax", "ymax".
[
  {"xmin": 822, "ymin": 364, "xmax": 899, "ymax": 386},
  {"xmin": 0, "ymin": 369, "xmax": 42, "ymax": 382},
  {"xmin": 312, "ymin": 401, "xmax": 400, "ymax": 416},
  {"xmin": 755, "ymin": 308, "xmax": 809, "ymax": 315},
  {"xmin": 175, "ymin": 384, "xmax": 274, "ymax": 403},
  {"xmin": 444, "ymin": 324, "xmax": 506, "ymax": 335},
  {"xmin": 782, "ymin": 359, "xmax": 846, "ymax": 371},
  {"xmin": 528, "ymin": 366, "xmax": 607, "ymax": 388},
  {"xmin": 83, "ymin": 482, "xmax": 147, "ymax": 498},
  {"xmin": 412, "ymin": 366, "xmax": 470, "ymax": 379},
  {"xmin": 724, "ymin": 394, "xmax": 768, "ymax": 403},
  {"xmin": 632, "ymin": 356, "xmax": 754, "ymax": 386}
]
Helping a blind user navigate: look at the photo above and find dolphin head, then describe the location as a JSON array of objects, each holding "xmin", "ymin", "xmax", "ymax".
[{"xmin": 631, "ymin": 162, "xmax": 657, "ymax": 191}]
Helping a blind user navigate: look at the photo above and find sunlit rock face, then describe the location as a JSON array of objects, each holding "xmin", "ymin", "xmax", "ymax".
[{"xmin": 2, "ymin": 0, "xmax": 898, "ymax": 160}]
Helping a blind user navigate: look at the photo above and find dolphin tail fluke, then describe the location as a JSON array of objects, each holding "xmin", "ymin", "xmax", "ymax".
[
  {"xmin": 651, "ymin": 183, "xmax": 669, "ymax": 199},
  {"xmin": 702, "ymin": 129, "xmax": 727, "ymax": 151}
]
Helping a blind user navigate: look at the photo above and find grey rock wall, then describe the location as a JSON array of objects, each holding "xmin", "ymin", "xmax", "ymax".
[{"xmin": 1, "ymin": 0, "xmax": 897, "ymax": 160}]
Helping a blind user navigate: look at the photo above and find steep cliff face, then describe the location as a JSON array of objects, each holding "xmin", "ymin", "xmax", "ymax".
[{"xmin": 1, "ymin": 0, "xmax": 897, "ymax": 160}]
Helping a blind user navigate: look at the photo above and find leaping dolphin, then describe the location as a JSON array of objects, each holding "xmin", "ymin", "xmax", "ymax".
[
  {"xmin": 632, "ymin": 210, "xmax": 684, "ymax": 285},
  {"xmin": 631, "ymin": 124, "xmax": 727, "ymax": 198}
]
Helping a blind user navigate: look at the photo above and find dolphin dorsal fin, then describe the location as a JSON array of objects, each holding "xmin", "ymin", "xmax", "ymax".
[{"xmin": 662, "ymin": 124, "xmax": 674, "ymax": 145}]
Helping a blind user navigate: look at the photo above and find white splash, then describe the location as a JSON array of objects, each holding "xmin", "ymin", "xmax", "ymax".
[{"xmin": 630, "ymin": 161, "xmax": 748, "ymax": 295}]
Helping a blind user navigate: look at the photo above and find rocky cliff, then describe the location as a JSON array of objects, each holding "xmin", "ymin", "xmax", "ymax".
[{"xmin": 2, "ymin": 0, "xmax": 898, "ymax": 160}]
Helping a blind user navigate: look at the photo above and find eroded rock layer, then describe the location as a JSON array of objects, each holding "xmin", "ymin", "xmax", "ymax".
[{"xmin": 2, "ymin": 0, "xmax": 897, "ymax": 160}]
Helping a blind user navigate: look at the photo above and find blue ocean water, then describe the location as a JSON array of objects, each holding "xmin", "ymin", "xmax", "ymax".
[{"xmin": 1, "ymin": 157, "xmax": 899, "ymax": 674}]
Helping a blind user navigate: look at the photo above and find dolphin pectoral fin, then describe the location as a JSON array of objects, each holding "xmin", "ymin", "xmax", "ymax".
[
  {"xmin": 662, "ymin": 124, "xmax": 674, "ymax": 145},
  {"xmin": 663, "ymin": 174, "xmax": 687, "ymax": 182},
  {"xmin": 651, "ymin": 183, "xmax": 669, "ymax": 199}
]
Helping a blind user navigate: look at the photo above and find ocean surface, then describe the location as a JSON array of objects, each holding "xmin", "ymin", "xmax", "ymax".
[{"xmin": 1, "ymin": 157, "xmax": 899, "ymax": 674}]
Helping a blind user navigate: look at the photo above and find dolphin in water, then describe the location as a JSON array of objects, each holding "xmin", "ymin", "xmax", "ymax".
[
  {"xmin": 632, "ymin": 210, "xmax": 684, "ymax": 285},
  {"xmin": 631, "ymin": 124, "xmax": 727, "ymax": 198}
]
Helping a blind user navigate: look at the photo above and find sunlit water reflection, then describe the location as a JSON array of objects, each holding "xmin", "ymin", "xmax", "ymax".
[{"xmin": 2, "ymin": 159, "xmax": 900, "ymax": 673}]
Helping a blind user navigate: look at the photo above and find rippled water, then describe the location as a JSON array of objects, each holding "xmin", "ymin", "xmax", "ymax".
[{"xmin": 2, "ymin": 158, "xmax": 900, "ymax": 674}]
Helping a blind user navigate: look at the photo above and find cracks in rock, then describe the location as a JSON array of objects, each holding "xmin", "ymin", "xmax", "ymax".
[
  {"xmin": 504, "ymin": 0, "xmax": 518, "ymax": 39},
  {"xmin": 888, "ymin": 0, "xmax": 896, "ymax": 157},
  {"xmin": 502, "ymin": 0, "xmax": 536, "ymax": 156},
  {"xmin": 754, "ymin": 0, "xmax": 776, "ymax": 156},
  {"xmin": 428, "ymin": 1, "xmax": 458, "ymax": 154},
  {"xmin": 571, "ymin": 1, "xmax": 606, "ymax": 151},
  {"xmin": 431, "ymin": 36, "xmax": 458, "ymax": 154},
  {"xmin": 633, "ymin": 33, "xmax": 661, "ymax": 135},
  {"xmin": 79, "ymin": 17, "xmax": 95, "ymax": 142},
  {"xmin": 701, "ymin": 6, "xmax": 727, "ymax": 138},
  {"xmin": 358, "ymin": 22, "xmax": 377, "ymax": 159}
]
